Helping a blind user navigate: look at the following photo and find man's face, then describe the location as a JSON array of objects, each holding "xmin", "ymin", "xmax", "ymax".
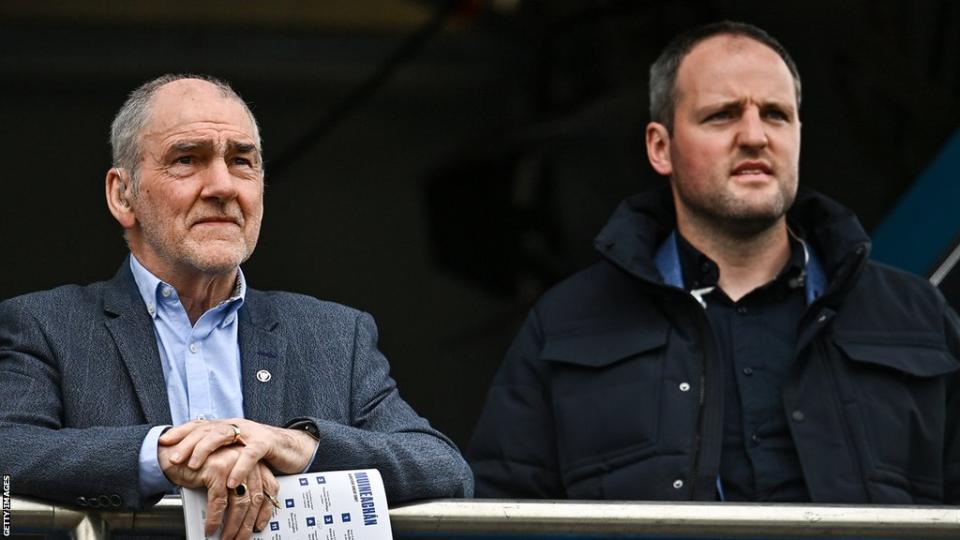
[
  {"xmin": 653, "ymin": 35, "xmax": 801, "ymax": 236},
  {"xmin": 126, "ymin": 79, "xmax": 264, "ymax": 280}
]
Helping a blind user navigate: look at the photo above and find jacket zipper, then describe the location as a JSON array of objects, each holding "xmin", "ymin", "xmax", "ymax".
[{"xmin": 678, "ymin": 289, "xmax": 721, "ymax": 500}]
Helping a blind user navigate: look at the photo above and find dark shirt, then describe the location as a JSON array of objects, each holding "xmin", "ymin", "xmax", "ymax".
[{"xmin": 676, "ymin": 231, "xmax": 810, "ymax": 502}]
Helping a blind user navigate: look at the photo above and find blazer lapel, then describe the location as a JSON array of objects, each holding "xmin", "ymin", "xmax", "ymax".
[
  {"xmin": 103, "ymin": 260, "xmax": 173, "ymax": 425},
  {"xmin": 239, "ymin": 291, "xmax": 288, "ymax": 426}
]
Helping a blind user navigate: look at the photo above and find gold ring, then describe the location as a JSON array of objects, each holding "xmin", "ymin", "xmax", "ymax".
[
  {"xmin": 266, "ymin": 493, "xmax": 282, "ymax": 510},
  {"xmin": 234, "ymin": 483, "xmax": 248, "ymax": 497},
  {"xmin": 229, "ymin": 423, "xmax": 244, "ymax": 445}
]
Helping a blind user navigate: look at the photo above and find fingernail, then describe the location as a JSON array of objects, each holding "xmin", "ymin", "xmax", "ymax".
[
  {"xmin": 253, "ymin": 528, "xmax": 262, "ymax": 533},
  {"xmin": 171, "ymin": 452, "xmax": 181, "ymax": 463}
]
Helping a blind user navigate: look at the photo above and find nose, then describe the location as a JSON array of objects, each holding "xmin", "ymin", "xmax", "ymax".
[
  {"xmin": 736, "ymin": 107, "xmax": 768, "ymax": 149},
  {"xmin": 200, "ymin": 159, "xmax": 239, "ymax": 202}
]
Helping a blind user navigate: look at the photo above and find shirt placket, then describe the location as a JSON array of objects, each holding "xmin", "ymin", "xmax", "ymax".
[
  {"xmin": 731, "ymin": 303, "xmax": 766, "ymax": 491},
  {"xmin": 185, "ymin": 320, "xmax": 214, "ymax": 421}
]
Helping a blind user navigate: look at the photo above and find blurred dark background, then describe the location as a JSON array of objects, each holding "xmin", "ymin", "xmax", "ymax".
[{"xmin": 2, "ymin": 0, "xmax": 959, "ymax": 448}]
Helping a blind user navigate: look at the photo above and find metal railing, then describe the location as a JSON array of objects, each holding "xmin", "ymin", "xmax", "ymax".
[{"xmin": 11, "ymin": 495, "xmax": 960, "ymax": 539}]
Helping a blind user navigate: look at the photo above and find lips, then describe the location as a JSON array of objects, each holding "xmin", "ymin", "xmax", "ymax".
[
  {"xmin": 732, "ymin": 161, "xmax": 773, "ymax": 176},
  {"xmin": 192, "ymin": 215, "xmax": 242, "ymax": 227}
]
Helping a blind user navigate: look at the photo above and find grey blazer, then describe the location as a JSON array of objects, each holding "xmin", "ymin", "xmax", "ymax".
[{"xmin": 0, "ymin": 261, "xmax": 473, "ymax": 509}]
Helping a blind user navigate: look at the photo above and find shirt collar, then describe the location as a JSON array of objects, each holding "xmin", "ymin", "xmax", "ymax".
[
  {"xmin": 128, "ymin": 255, "xmax": 246, "ymax": 325},
  {"xmin": 676, "ymin": 227, "xmax": 807, "ymax": 291}
]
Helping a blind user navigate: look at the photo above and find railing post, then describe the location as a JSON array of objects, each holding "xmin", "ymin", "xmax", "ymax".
[{"xmin": 71, "ymin": 512, "xmax": 108, "ymax": 540}]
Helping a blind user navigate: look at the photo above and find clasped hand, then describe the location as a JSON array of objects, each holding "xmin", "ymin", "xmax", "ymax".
[{"xmin": 158, "ymin": 419, "xmax": 319, "ymax": 540}]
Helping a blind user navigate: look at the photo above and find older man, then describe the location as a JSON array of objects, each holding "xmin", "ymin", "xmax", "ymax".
[
  {"xmin": 469, "ymin": 21, "xmax": 960, "ymax": 503},
  {"xmin": 0, "ymin": 74, "xmax": 472, "ymax": 539}
]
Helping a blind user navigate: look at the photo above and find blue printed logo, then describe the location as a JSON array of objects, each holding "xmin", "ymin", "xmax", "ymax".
[
  {"xmin": 341, "ymin": 513, "xmax": 351, "ymax": 522},
  {"xmin": 299, "ymin": 478, "xmax": 309, "ymax": 486},
  {"xmin": 306, "ymin": 517, "xmax": 316, "ymax": 527},
  {"xmin": 285, "ymin": 499, "xmax": 295, "ymax": 508},
  {"xmin": 323, "ymin": 515, "xmax": 334, "ymax": 525},
  {"xmin": 316, "ymin": 475, "xmax": 326, "ymax": 484},
  {"xmin": 269, "ymin": 522, "xmax": 279, "ymax": 531}
]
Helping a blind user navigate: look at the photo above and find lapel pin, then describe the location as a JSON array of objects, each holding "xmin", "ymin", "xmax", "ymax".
[{"xmin": 256, "ymin": 369, "xmax": 272, "ymax": 383}]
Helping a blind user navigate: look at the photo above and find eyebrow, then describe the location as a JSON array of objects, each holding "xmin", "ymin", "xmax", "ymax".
[
  {"xmin": 168, "ymin": 140, "xmax": 213, "ymax": 154},
  {"xmin": 699, "ymin": 99, "xmax": 796, "ymax": 115},
  {"xmin": 229, "ymin": 141, "xmax": 259, "ymax": 155},
  {"xmin": 163, "ymin": 139, "xmax": 260, "ymax": 159}
]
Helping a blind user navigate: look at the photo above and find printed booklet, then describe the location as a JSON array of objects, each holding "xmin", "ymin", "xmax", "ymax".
[{"xmin": 182, "ymin": 469, "xmax": 392, "ymax": 540}]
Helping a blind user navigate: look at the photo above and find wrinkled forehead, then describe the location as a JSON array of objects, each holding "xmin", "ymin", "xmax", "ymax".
[
  {"xmin": 143, "ymin": 79, "xmax": 259, "ymax": 147},
  {"xmin": 677, "ymin": 35, "xmax": 796, "ymax": 105}
]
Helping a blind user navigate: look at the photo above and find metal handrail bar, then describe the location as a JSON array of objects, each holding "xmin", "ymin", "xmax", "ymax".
[
  {"xmin": 11, "ymin": 497, "xmax": 107, "ymax": 539},
  {"xmin": 11, "ymin": 496, "xmax": 960, "ymax": 539}
]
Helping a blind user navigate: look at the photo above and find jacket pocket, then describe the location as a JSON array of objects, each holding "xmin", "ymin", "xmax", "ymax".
[
  {"xmin": 541, "ymin": 320, "xmax": 668, "ymax": 368},
  {"xmin": 542, "ymin": 323, "xmax": 668, "ymax": 479},
  {"xmin": 835, "ymin": 332, "xmax": 958, "ymax": 377},
  {"xmin": 833, "ymin": 332, "xmax": 959, "ymax": 492}
]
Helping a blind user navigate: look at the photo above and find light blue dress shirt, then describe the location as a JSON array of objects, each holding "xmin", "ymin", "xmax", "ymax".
[{"xmin": 131, "ymin": 255, "xmax": 247, "ymax": 496}]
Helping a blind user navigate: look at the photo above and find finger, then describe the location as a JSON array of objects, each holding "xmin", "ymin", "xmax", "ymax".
[
  {"xmin": 204, "ymin": 478, "xmax": 229, "ymax": 537},
  {"xmin": 161, "ymin": 462, "xmax": 201, "ymax": 489},
  {"xmin": 262, "ymin": 464, "xmax": 280, "ymax": 498},
  {"xmin": 187, "ymin": 423, "xmax": 242, "ymax": 469},
  {"xmin": 240, "ymin": 467, "xmax": 266, "ymax": 539},
  {"xmin": 256, "ymin": 465, "xmax": 280, "ymax": 532},
  {"xmin": 227, "ymin": 443, "xmax": 267, "ymax": 489},
  {"xmin": 221, "ymin": 481, "xmax": 252, "ymax": 540},
  {"xmin": 159, "ymin": 418, "xmax": 207, "ymax": 445},
  {"xmin": 166, "ymin": 426, "xmax": 214, "ymax": 465}
]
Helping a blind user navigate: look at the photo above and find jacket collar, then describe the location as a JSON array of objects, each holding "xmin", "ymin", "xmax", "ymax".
[
  {"xmin": 594, "ymin": 185, "xmax": 676, "ymax": 284},
  {"xmin": 594, "ymin": 185, "xmax": 871, "ymax": 300},
  {"xmin": 102, "ymin": 258, "xmax": 173, "ymax": 425},
  {"xmin": 654, "ymin": 230, "xmax": 827, "ymax": 306},
  {"xmin": 102, "ymin": 257, "xmax": 289, "ymax": 426}
]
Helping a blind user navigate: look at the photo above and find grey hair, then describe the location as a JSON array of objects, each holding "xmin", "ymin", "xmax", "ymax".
[
  {"xmin": 649, "ymin": 21, "xmax": 802, "ymax": 132},
  {"xmin": 109, "ymin": 73, "xmax": 262, "ymax": 191}
]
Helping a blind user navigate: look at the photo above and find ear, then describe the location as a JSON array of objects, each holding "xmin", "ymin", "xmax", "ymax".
[
  {"xmin": 105, "ymin": 168, "xmax": 136, "ymax": 229},
  {"xmin": 645, "ymin": 122, "xmax": 673, "ymax": 177}
]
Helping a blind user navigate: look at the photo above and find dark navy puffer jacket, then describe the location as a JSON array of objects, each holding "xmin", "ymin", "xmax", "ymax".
[{"xmin": 469, "ymin": 186, "xmax": 960, "ymax": 503}]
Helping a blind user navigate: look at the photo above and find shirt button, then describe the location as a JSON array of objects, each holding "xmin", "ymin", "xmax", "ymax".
[
  {"xmin": 736, "ymin": 306, "xmax": 748, "ymax": 315},
  {"xmin": 161, "ymin": 287, "xmax": 173, "ymax": 298},
  {"xmin": 816, "ymin": 313, "xmax": 827, "ymax": 323},
  {"xmin": 672, "ymin": 479, "xmax": 684, "ymax": 489},
  {"xmin": 751, "ymin": 433, "xmax": 761, "ymax": 444},
  {"xmin": 189, "ymin": 343, "xmax": 198, "ymax": 354},
  {"xmin": 148, "ymin": 305, "xmax": 156, "ymax": 316},
  {"xmin": 678, "ymin": 382, "xmax": 690, "ymax": 392},
  {"xmin": 742, "ymin": 367, "xmax": 753, "ymax": 376},
  {"xmin": 792, "ymin": 410, "xmax": 806, "ymax": 422}
]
